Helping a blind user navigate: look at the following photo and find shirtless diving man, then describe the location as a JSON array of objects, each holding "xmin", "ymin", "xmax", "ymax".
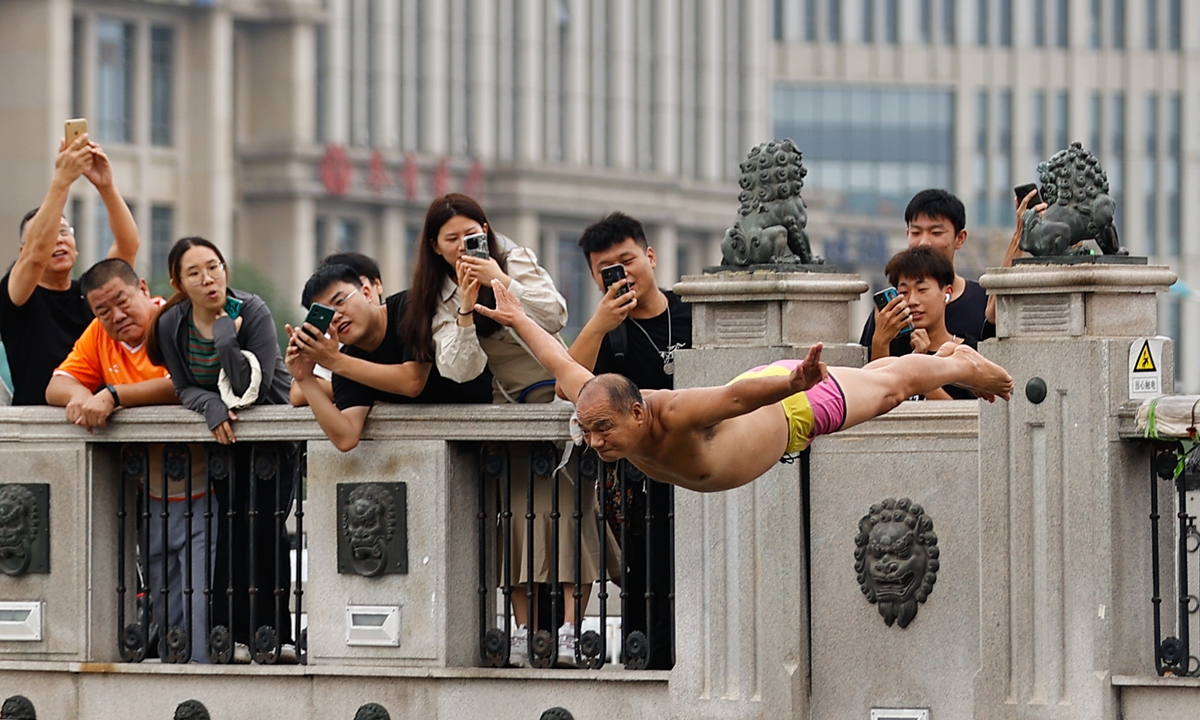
[{"xmin": 476, "ymin": 280, "xmax": 1013, "ymax": 493}]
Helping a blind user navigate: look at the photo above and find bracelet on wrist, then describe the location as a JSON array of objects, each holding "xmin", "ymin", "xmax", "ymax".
[
  {"xmin": 105, "ymin": 384, "xmax": 121, "ymax": 407},
  {"xmin": 457, "ymin": 308, "xmax": 474, "ymax": 317}
]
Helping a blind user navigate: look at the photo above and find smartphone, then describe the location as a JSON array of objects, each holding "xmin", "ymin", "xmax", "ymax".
[
  {"xmin": 224, "ymin": 296, "xmax": 243, "ymax": 320},
  {"xmin": 463, "ymin": 232, "xmax": 489, "ymax": 259},
  {"xmin": 303, "ymin": 303, "xmax": 335, "ymax": 338},
  {"xmin": 1014, "ymin": 183, "xmax": 1042, "ymax": 207},
  {"xmin": 600, "ymin": 264, "xmax": 629, "ymax": 297},
  {"xmin": 65, "ymin": 118, "xmax": 88, "ymax": 144},
  {"xmin": 873, "ymin": 287, "xmax": 913, "ymax": 336}
]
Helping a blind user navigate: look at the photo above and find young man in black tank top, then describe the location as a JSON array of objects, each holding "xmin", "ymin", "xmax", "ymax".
[{"xmin": 1, "ymin": 133, "xmax": 140, "ymax": 404}]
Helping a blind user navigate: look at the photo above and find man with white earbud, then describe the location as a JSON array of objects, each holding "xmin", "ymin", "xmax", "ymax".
[
  {"xmin": 882, "ymin": 246, "xmax": 980, "ymax": 400},
  {"xmin": 862, "ymin": 189, "xmax": 987, "ymax": 361}
]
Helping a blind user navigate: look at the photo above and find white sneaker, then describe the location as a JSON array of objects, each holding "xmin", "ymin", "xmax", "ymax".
[
  {"xmin": 556, "ymin": 622, "xmax": 578, "ymax": 668},
  {"xmin": 509, "ymin": 625, "xmax": 529, "ymax": 668}
]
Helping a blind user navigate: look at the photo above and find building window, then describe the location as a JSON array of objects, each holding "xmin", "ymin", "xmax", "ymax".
[
  {"xmin": 942, "ymin": 0, "xmax": 955, "ymax": 43},
  {"xmin": 773, "ymin": 85, "xmax": 954, "ymax": 219},
  {"xmin": 1055, "ymin": 0, "xmax": 1069, "ymax": 47},
  {"xmin": 774, "ymin": 0, "xmax": 784, "ymax": 40},
  {"xmin": 336, "ymin": 218, "xmax": 361, "ymax": 253},
  {"xmin": 1146, "ymin": 0, "xmax": 1158, "ymax": 49},
  {"xmin": 995, "ymin": 91, "xmax": 1012, "ymax": 224},
  {"xmin": 315, "ymin": 217, "xmax": 329, "ymax": 264},
  {"xmin": 95, "ymin": 18, "xmax": 135, "ymax": 143},
  {"xmin": 1031, "ymin": 91, "xmax": 1046, "ymax": 170},
  {"xmin": 920, "ymin": 0, "xmax": 933, "ymax": 43},
  {"xmin": 1112, "ymin": 0, "xmax": 1125, "ymax": 48},
  {"xmin": 885, "ymin": 0, "xmax": 899, "ymax": 44},
  {"xmin": 95, "ymin": 200, "xmax": 134, "ymax": 264},
  {"xmin": 976, "ymin": 90, "xmax": 990, "ymax": 226},
  {"xmin": 1167, "ymin": 94, "xmax": 1180, "ymax": 256},
  {"xmin": 1168, "ymin": 0, "xmax": 1180, "ymax": 50},
  {"xmin": 976, "ymin": 0, "xmax": 988, "ymax": 44},
  {"xmin": 863, "ymin": 0, "xmax": 875, "ymax": 43},
  {"xmin": 150, "ymin": 205, "xmax": 174, "ymax": 295},
  {"xmin": 806, "ymin": 0, "xmax": 818, "ymax": 41},
  {"xmin": 315, "ymin": 25, "xmax": 328, "ymax": 144},
  {"xmin": 1089, "ymin": 93, "xmax": 1102, "ymax": 152},
  {"xmin": 827, "ymin": 0, "xmax": 842, "ymax": 42},
  {"xmin": 1089, "ymin": 0, "xmax": 1102, "ymax": 48},
  {"xmin": 1053, "ymin": 91, "xmax": 1069, "ymax": 152},
  {"xmin": 1033, "ymin": 0, "xmax": 1046, "ymax": 46},
  {"xmin": 556, "ymin": 233, "xmax": 590, "ymax": 341},
  {"xmin": 1110, "ymin": 94, "xmax": 1125, "ymax": 240},
  {"xmin": 150, "ymin": 26, "xmax": 174, "ymax": 147},
  {"xmin": 999, "ymin": 0, "xmax": 1012, "ymax": 46},
  {"xmin": 1145, "ymin": 95, "xmax": 1158, "ymax": 255},
  {"xmin": 72, "ymin": 16, "xmax": 85, "ymax": 119}
]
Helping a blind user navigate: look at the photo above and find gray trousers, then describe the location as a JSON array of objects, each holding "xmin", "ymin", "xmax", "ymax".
[{"xmin": 147, "ymin": 492, "xmax": 218, "ymax": 663}]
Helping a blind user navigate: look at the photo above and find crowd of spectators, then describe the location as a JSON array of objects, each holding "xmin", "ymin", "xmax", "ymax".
[{"xmin": 2, "ymin": 131, "xmax": 1037, "ymax": 665}]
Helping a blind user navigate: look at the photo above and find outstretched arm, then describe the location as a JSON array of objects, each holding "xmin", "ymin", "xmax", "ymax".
[
  {"xmin": 474, "ymin": 279, "xmax": 594, "ymax": 402},
  {"xmin": 662, "ymin": 344, "xmax": 826, "ymax": 430}
]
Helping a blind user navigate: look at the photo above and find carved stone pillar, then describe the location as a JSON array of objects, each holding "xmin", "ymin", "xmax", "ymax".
[
  {"xmin": 669, "ymin": 270, "xmax": 867, "ymax": 719},
  {"xmin": 975, "ymin": 263, "xmax": 1176, "ymax": 720}
]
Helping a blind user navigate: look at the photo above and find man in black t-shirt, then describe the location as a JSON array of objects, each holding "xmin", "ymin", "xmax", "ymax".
[
  {"xmin": 1, "ymin": 134, "xmax": 140, "ymax": 405},
  {"xmin": 861, "ymin": 189, "xmax": 987, "ymax": 361},
  {"xmin": 286, "ymin": 264, "xmax": 490, "ymax": 451},
  {"xmin": 571, "ymin": 212, "xmax": 687, "ymax": 670}
]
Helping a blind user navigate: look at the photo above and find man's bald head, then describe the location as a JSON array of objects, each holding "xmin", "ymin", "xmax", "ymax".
[{"xmin": 577, "ymin": 373, "xmax": 643, "ymax": 415}]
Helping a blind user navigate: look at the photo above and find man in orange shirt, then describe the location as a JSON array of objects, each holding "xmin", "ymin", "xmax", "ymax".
[{"xmin": 47, "ymin": 259, "xmax": 214, "ymax": 663}]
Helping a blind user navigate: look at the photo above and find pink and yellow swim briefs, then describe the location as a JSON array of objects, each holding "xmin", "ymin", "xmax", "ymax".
[{"xmin": 727, "ymin": 359, "xmax": 847, "ymax": 455}]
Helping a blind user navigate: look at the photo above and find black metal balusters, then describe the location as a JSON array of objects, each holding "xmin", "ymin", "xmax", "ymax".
[
  {"xmin": 118, "ymin": 444, "xmax": 148, "ymax": 662},
  {"xmin": 294, "ymin": 447, "xmax": 307, "ymax": 664}
]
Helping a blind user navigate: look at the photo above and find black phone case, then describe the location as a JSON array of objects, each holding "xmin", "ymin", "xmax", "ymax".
[
  {"xmin": 602, "ymin": 266, "xmax": 629, "ymax": 296},
  {"xmin": 304, "ymin": 304, "xmax": 335, "ymax": 335}
]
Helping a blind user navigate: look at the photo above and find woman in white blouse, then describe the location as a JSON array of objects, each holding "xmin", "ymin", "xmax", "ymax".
[{"xmin": 402, "ymin": 193, "xmax": 612, "ymax": 666}]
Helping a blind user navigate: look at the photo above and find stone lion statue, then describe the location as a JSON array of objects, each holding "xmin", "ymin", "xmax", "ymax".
[
  {"xmin": 173, "ymin": 700, "xmax": 210, "ymax": 720},
  {"xmin": 721, "ymin": 139, "xmax": 823, "ymax": 266},
  {"xmin": 1, "ymin": 695, "xmax": 36, "ymax": 720},
  {"xmin": 342, "ymin": 483, "xmax": 398, "ymax": 577},
  {"xmin": 1019, "ymin": 141, "xmax": 1126, "ymax": 257},
  {"xmin": 354, "ymin": 702, "xmax": 391, "ymax": 720},
  {"xmin": 854, "ymin": 497, "xmax": 939, "ymax": 629},
  {"xmin": 0, "ymin": 484, "xmax": 40, "ymax": 576}
]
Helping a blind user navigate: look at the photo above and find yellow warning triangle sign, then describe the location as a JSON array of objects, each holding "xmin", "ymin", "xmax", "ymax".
[{"xmin": 1134, "ymin": 341, "xmax": 1157, "ymax": 372}]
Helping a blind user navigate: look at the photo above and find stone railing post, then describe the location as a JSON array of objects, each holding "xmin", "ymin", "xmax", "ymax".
[
  {"xmin": 975, "ymin": 263, "xmax": 1176, "ymax": 720},
  {"xmin": 670, "ymin": 270, "xmax": 868, "ymax": 719}
]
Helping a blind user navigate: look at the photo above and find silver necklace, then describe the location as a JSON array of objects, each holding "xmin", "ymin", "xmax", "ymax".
[{"xmin": 629, "ymin": 301, "xmax": 680, "ymax": 376}]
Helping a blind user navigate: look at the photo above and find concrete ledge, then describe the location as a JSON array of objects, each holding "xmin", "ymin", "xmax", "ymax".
[
  {"xmin": 0, "ymin": 659, "xmax": 667, "ymax": 682},
  {"xmin": 1115, "ymin": 675, "xmax": 1200, "ymax": 720},
  {"xmin": 0, "ymin": 404, "xmax": 576, "ymax": 443}
]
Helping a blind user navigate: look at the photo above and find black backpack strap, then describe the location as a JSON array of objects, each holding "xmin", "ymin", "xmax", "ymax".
[{"xmin": 606, "ymin": 322, "xmax": 628, "ymax": 370}]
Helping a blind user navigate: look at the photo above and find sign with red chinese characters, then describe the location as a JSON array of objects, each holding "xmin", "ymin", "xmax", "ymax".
[
  {"xmin": 433, "ymin": 158, "xmax": 450, "ymax": 198},
  {"xmin": 367, "ymin": 151, "xmax": 389, "ymax": 192},
  {"xmin": 463, "ymin": 159, "xmax": 485, "ymax": 197},
  {"xmin": 320, "ymin": 145, "xmax": 353, "ymax": 196},
  {"xmin": 402, "ymin": 154, "xmax": 419, "ymax": 199}
]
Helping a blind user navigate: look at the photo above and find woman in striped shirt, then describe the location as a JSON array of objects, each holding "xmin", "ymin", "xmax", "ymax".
[{"xmin": 147, "ymin": 236, "xmax": 297, "ymax": 662}]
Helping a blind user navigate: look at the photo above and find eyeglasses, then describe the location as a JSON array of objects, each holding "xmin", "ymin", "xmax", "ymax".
[
  {"xmin": 58, "ymin": 226, "xmax": 75, "ymax": 238},
  {"xmin": 182, "ymin": 261, "xmax": 226, "ymax": 286},
  {"xmin": 330, "ymin": 289, "xmax": 359, "ymax": 311}
]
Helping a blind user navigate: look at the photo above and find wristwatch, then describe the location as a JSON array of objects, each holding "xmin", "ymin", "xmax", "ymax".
[{"xmin": 105, "ymin": 384, "xmax": 121, "ymax": 407}]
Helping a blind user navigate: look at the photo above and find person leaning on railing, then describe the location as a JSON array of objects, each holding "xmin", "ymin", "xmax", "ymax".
[
  {"xmin": 286, "ymin": 262, "xmax": 492, "ymax": 451},
  {"xmin": 45, "ymin": 258, "xmax": 214, "ymax": 662},
  {"xmin": 400, "ymin": 193, "xmax": 615, "ymax": 668},
  {"xmin": 146, "ymin": 236, "xmax": 297, "ymax": 660},
  {"xmin": 288, "ymin": 251, "xmax": 387, "ymax": 408}
]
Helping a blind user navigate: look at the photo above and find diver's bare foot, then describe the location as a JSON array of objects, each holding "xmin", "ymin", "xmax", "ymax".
[
  {"xmin": 951, "ymin": 344, "xmax": 1013, "ymax": 402},
  {"xmin": 934, "ymin": 339, "xmax": 962, "ymax": 357}
]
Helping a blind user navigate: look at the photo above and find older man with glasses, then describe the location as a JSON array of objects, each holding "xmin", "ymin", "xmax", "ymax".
[{"xmin": 1, "ymin": 132, "xmax": 139, "ymax": 405}]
